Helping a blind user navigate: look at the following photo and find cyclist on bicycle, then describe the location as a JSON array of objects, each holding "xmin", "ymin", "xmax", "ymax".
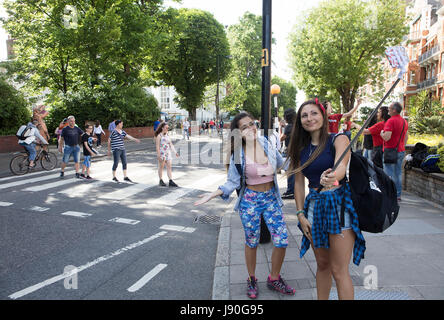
[{"xmin": 18, "ymin": 118, "xmax": 49, "ymax": 168}]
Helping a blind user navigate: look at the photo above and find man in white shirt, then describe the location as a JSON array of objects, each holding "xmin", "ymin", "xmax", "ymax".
[
  {"xmin": 18, "ymin": 119, "xmax": 49, "ymax": 168},
  {"xmin": 183, "ymin": 118, "xmax": 190, "ymax": 140}
]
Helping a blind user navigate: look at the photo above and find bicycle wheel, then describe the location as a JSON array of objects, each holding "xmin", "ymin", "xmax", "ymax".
[
  {"xmin": 40, "ymin": 152, "xmax": 58, "ymax": 170},
  {"xmin": 10, "ymin": 154, "xmax": 30, "ymax": 175}
]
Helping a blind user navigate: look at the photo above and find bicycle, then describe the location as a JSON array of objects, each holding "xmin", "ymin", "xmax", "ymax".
[{"xmin": 10, "ymin": 144, "xmax": 58, "ymax": 175}]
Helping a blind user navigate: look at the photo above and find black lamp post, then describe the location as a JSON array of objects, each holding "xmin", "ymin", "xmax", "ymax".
[{"xmin": 259, "ymin": 0, "xmax": 272, "ymax": 244}]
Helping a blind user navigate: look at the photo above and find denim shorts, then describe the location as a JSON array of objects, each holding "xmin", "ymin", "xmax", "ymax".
[
  {"xmin": 307, "ymin": 199, "xmax": 352, "ymax": 231},
  {"xmin": 238, "ymin": 187, "xmax": 288, "ymax": 248},
  {"xmin": 83, "ymin": 155, "xmax": 91, "ymax": 168},
  {"xmin": 63, "ymin": 145, "xmax": 80, "ymax": 163}
]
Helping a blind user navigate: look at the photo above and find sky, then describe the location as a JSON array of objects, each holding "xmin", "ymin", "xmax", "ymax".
[
  {"xmin": 0, "ymin": 0, "xmax": 322, "ymax": 100},
  {"xmin": 165, "ymin": 0, "xmax": 321, "ymax": 82}
]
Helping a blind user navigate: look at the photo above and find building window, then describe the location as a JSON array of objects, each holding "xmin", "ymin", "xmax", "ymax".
[
  {"xmin": 410, "ymin": 70, "xmax": 416, "ymax": 85},
  {"xmin": 161, "ymin": 86, "xmax": 170, "ymax": 109},
  {"xmin": 441, "ymin": 53, "xmax": 444, "ymax": 73}
]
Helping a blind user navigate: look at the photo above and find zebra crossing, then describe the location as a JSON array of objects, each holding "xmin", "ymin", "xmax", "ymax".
[{"xmin": 0, "ymin": 161, "xmax": 228, "ymax": 227}]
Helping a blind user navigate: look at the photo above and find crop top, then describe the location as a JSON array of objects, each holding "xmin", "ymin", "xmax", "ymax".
[{"xmin": 245, "ymin": 158, "xmax": 274, "ymax": 185}]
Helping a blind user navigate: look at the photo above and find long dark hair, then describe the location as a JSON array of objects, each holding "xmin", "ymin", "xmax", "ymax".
[
  {"xmin": 155, "ymin": 121, "xmax": 167, "ymax": 137},
  {"xmin": 225, "ymin": 112, "xmax": 254, "ymax": 169},
  {"xmin": 287, "ymin": 99, "xmax": 330, "ymax": 175},
  {"xmin": 380, "ymin": 106, "xmax": 391, "ymax": 122}
]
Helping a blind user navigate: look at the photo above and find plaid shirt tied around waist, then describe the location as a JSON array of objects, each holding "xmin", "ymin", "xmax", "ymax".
[{"xmin": 299, "ymin": 183, "xmax": 366, "ymax": 266}]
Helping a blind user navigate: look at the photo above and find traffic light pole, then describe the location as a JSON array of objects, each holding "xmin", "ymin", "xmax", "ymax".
[{"xmin": 259, "ymin": 0, "xmax": 272, "ymax": 244}]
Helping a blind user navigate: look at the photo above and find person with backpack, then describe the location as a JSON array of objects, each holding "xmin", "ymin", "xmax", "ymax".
[
  {"xmin": 286, "ymin": 99, "xmax": 366, "ymax": 300},
  {"xmin": 380, "ymin": 102, "xmax": 408, "ymax": 201},
  {"xmin": 194, "ymin": 112, "xmax": 295, "ymax": 300},
  {"xmin": 17, "ymin": 118, "xmax": 49, "ymax": 168}
]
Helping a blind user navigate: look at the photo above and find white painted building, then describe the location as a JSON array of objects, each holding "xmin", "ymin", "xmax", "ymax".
[{"xmin": 147, "ymin": 85, "xmax": 226, "ymax": 122}]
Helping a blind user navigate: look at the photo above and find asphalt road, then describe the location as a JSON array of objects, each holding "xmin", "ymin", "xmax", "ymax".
[{"xmin": 0, "ymin": 137, "xmax": 230, "ymax": 300}]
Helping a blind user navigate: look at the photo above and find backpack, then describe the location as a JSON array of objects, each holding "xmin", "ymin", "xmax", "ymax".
[
  {"xmin": 405, "ymin": 142, "xmax": 428, "ymax": 170},
  {"xmin": 333, "ymin": 134, "xmax": 399, "ymax": 233},
  {"xmin": 421, "ymin": 154, "xmax": 442, "ymax": 173},
  {"xmin": 16, "ymin": 124, "xmax": 33, "ymax": 140}
]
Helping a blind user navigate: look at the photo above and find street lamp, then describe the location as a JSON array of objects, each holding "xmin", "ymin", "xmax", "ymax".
[{"xmin": 271, "ymin": 84, "xmax": 281, "ymax": 132}]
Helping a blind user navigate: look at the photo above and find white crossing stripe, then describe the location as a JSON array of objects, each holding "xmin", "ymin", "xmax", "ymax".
[
  {"xmin": 109, "ymin": 217, "xmax": 140, "ymax": 225},
  {"xmin": 29, "ymin": 206, "xmax": 50, "ymax": 212},
  {"xmin": 58, "ymin": 180, "xmax": 107, "ymax": 197},
  {"xmin": 0, "ymin": 201, "xmax": 13, "ymax": 206},
  {"xmin": 0, "ymin": 172, "xmax": 74, "ymax": 190},
  {"xmin": 159, "ymin": 225, "xmax": 196, "ymax": 233},
  {"xmin": 8, "ymin": 231, "xmax": 167, "ymax": 299},
  {"xmin": 61, "ymin": 211, "xmax": 92, "ymax": 218},
  {"xmin": 99, "ymin": 172, "xmax": 186, "ymax": 201},
  {"xmin": 150, "ymin": 174, "xmax": 225, "ymax": 206},
  {"xmin": 0, "ymin": 168, "xmax": 70, "ymax": 183},
  {"xmin": 127, "ymin": 264, "xmax": 168, "ymax": 293},
  {"xmin": 98, "ymin": 182, "xmax": 157, "ymax": 200},
  {"xmin": 23, "ymin": 179, "xmax": 82, "ymax": 192}
]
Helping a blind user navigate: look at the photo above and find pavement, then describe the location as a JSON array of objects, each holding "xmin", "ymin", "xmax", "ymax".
[
  {"xmin": 2, "ymin": 132, "xmax": 444, "ymax": 300},
  {"xmin": 213, "ymin": 176, "xmax": 444, "ymax": 301}
]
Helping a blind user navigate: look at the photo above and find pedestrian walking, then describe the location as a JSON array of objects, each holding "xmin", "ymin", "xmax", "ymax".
[
  {"xmin": 108, "ymin": 119, "xmax": 117, "ymax": 132},
  {"xmin": 18, "ymin": 118, "xmax": 49, "ymax": 168},
  {"xmin": 55, "ymin": 118, "xmax": 68, "ymax": 149},
  {"xmin": 59, "ymin": 116, "xmax": 84, "ymax": 179},
  {"xmin": 286, "ymin": 99, "xmax": 366, "ymax": 300},
  {"xmin": 194, "ymin": 112, "xmax": 295, "ymax": 299},
  {"xmin": 182, "ymin": 118, "xmax": 190, "ymax": 140},
  {"xmin": 380, "ymin": 102, "xmax": 408, "ymax": 201},
  {"xmin": 107, "ymin": 120, "xmax": 141, "ymax": 183},
  {"xmin": 354, "ymin": 106, "xmax": 390, "ymax": 168},
  {"xmin": 80, "ymin": 124, "xmax": 96, "ymax": 179},
  {"xmin": 155, "ymin": 122, "xmax": 179, "ymax": 187},
  {"xmin": 324, "ymin": 99, "xmax": 361, "ymax": 134},
  {"xmin": 93, "ymin": 120, "xmax": 106, "ymax": 147},
  {"xmin": 281, "ymin": 108, "xmax": 297, "ymax": 199}
]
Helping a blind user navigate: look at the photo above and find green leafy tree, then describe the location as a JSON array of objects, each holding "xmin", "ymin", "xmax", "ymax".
[
  {"xmin": 152, "ymin": 8, "xmax": 230, "ymax": 120},
  {"xmin": 288, "ymin": 0, "xmax": 408, "ymax": 112},
  {"xmin": 0, "ymin": 77, "xmax": 31, "ymax": 135},
  {"xmin": 222, "ymin": 13, "xmax": 264, "ymax": 118}
]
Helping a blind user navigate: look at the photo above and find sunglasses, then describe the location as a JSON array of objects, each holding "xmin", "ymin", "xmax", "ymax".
[{"xmin": 240, "ymin": 121, "xmax": 256, "ymax": 131}]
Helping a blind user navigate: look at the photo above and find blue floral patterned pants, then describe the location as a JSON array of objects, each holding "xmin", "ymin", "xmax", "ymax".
[{"xmin": 239, "ymin": 188, "xmax": 288, "ymax": 248}]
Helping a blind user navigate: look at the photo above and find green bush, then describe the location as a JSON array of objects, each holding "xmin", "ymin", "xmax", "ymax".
[
  {"xmin": 438, "ymin": 146, "xmax": 444, "ymax": 173},
  {"xmin": 0, "ymin": 77, "xmax": 31, "ymax": 135},
  {"xmin": 46, "ymin": 85, "xmax": 160, "ymax": 135}
]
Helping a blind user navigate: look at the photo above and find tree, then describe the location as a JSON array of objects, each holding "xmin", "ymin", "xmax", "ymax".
[
  {"xmin": 152, "ymin": 8, "xmax": 230, "ymax": 120},
  {"xmin": 271, "ymin": 76, "xmax": 297, "ymax": 116},
  {"xmin": 222, "ymin": 13, "xmax": 264, "ymax": 117},
  {"xmin": 288, "ymin": 0, "xmax": 408, "ymax": 112},
  {"xmin": 0, "ymin": 76, "xmax": 31, "ymax": 135}
]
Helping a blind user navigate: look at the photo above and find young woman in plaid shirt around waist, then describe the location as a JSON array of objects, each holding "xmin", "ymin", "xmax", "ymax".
[{"xmin": 286, "ymin": 99, "xmax": 366, "ymax": 300}]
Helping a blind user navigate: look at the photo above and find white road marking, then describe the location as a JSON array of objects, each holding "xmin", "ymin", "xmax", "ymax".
[
  {"xmin": 29, "ymin": 206, "xmax": 50, "ymax": 212},
  {"xmin": 159, "ymin": 225, "xmax": 196, "ymax": 233},
  {"xmin": 60, "ymin": 211, "xmax": 92, "ymax": 218},
  {"xmin": 150, "ymin": 174, "xmax": 225, "ymax": 206},
  {"xmin": 58, "ymin": 180, "xmax": 108, "ymax": 197},
  {"xmin": 127, "ymin": 264, "xmax": 168, "ymax": 293},
  {"xmin": 109, "ymin": 217, "xmax": 140, "ymax": 225},
  {"xmin": 0, "ymin": 168, "xmax": 71, "ymax": 183},
  {"xmin": 0, "ymin": 201, "xmax": 13, "ymax": 207},
  {"xmin": 0, "ymin": 172, "xmax": 74, "ymax": 190},
  {"xmin": 8, "ymin": 231, "xmax": 167, "ymax": 300}
]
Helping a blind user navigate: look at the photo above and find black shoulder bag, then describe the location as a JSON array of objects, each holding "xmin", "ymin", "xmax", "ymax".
[{"xmin": 383, "ymin": 119, "xmax": 405, "ymax": 164}]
